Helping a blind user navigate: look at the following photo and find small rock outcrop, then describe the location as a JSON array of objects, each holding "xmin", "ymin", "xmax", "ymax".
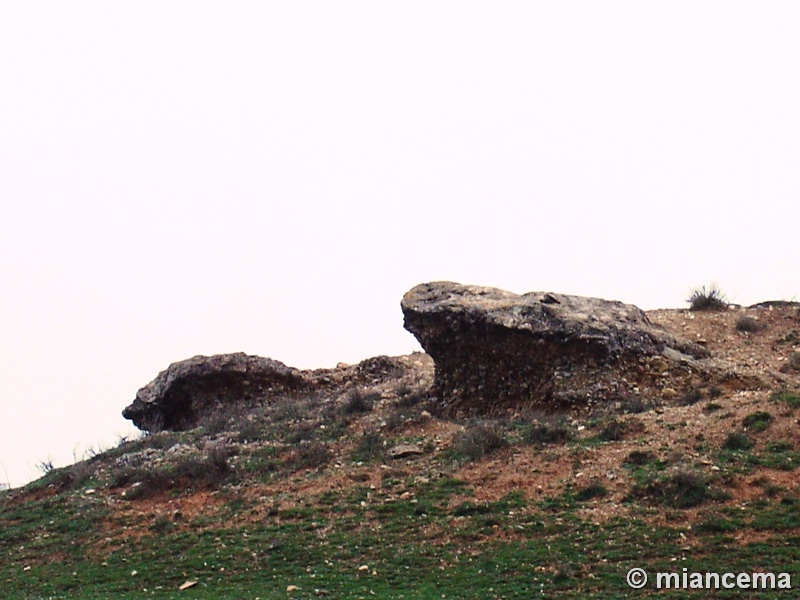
[
  {"xmin": 123, "ymin": 352, "xmax": 433, "ymax": 433},
  {"xmin": 402, "ymin": 281, "xmax": 707, "ymax": 414},
  {"xmin": 122, "ymin": 353, "xmax": 307, "ymax": 432}
]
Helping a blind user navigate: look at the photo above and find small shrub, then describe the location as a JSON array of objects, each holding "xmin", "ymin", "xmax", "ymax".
[
  {"xmin": 696, "ymin": 516, "xmax": 738, "ymax": 533},
  {"xmin": 246, "ymin": 446, "xmax": 281, "ymax": 474},
  {"xmin": 235, "ymin": 418, "xmax": 264, "ymax": 443},
  {"xmin": 624, "ymin": 450, "xmax": 656, "ymax": 466},
  {"xmin": 597, "ymin": 419, "xmax": 627, "ymax": 442},
  {"xmin": 520, "ymin": 415, "xmax": 572, "ymax": 446},
  {"xmin": 736, "ymin": 316, "xmax": 763, "ymax": 333},
  {"xmin": 140, "ymin": 431, "xmax": 180, "ymax": 451},
  {"xmin": 199, "ymin": 404, "xmax": 242, "ymax": 436},
  {"xmin": 172, "ymin": 452, "xmax": 233, "ymax": 488},
  {"xmin": 619, "ymin": 394, "xmax": 650, "ymax": 414},
  {"xmin": 742, "ymin": 411, "xmax": 773, "ymax": 432},
  {"xmin": 384, "ymin": 409, "xmax": 406, "ymax": 432},
  {"xmin": 352, "ymin": 432, "xmax": 385, "ymax": 462},
  {"xmin": 771, "ymin": 390, "xmax": 800, "ymax": 408},
  {"xmin": 396, "ymin": 387, "xmax": 427, "ymax": 408},
  {"xmin": 112, "ymin": 466, "xmax": 173, "ymax": 500},
  {"xmin": 679, "ymin": 388, "xmax": 704, "ymax": 406},
  {"xmin": 151, "ymin": 514, "xmax": 174, "ymax": 534},
  {"xmin": 292, "ymin": 442, "xmax": 332, "ymax": 471},
  {"xmin": 767, "ymin": 440, "xmax": 793, "ymax": 453},
  {"xmin": 285, "ymin": 423, "xmax": 317, "ymax": 444},
  {"xmin": 781, "ymin": 352, "xmax": 800, "ymax": 373},
  {"xmin": 35, "ymin": 459, "xmax": 55, "ymax": 475},
  {"xmin": 454, "ymin": 423, "xmax": 508, "ymax": 461},
  {"xmin": 723, "ymin": 432, "xmax": 753, "ymax": 451},
  {"xmin": 763, "ymin": 483, "xmax": 785, "ymax": 498},
  {"xmin": 777, "ymin": 330, "xmax": 800, "ymax": 345},
  {"xmin": 205, "ymin": 443, "xmax": 234, "ymax": 476},
  {"xmin": 115, "ymin": 444, "xmax": 236, "ymax": 498},
  {"xmin": 574, "ymin": 480, "xmax": 607, "ymax": 501},
  {"xmin": 452, "ymin": 501, "xmax": 493, "ymax": 516},
  {"xmin": 633, "ymin": 470, "xmax": 713, "ymax": 509},
  {"xmin": 688, "ymin": 284, "xmax": 728, "ymax": 311},
  {"xmin": 703, "ymin": 402, "xmax": 723, "ymax": 413},
  {"xmin": 272, "ymin": 398, "xmax": 308, "ymax": 422},
  {"xmin": 68, "ymin": 461, "xmax": 96, "ymax": 489},
  {"xmin": 342, "ymin": 389, "xmax": 378, "ymax": 415}
]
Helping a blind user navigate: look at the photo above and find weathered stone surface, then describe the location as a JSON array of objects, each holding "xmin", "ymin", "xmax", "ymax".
[
  {"xmin": 401, "ymin": 282, "xmax": 707, "ymax": 414},
  {"xmin": 123, "ymin": 352, "xmax": 433, "ymax": 433},
  {"xmin": 122, "ymin": 353, "xmax": 307, "ymax": 432},
  {"xmin": 387, "ymin": 444, "xmax": 424, "ymax": 459}
]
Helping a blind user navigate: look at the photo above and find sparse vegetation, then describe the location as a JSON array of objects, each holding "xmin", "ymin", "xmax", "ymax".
[
  {"xmin": 742, "ymin": 410, "xmax": 773, "ymax": 432},
  {"xmin": 687, "ymin": 284, "xmax": 728, "ymax": 311},
  {"xmin": 351, "ymin": 431, "xmax": 385, "ymax": 462},
  {"xmin": 518, "ymin": 414, "xmax": 572, "ymax": 446},
  {"xmin": 624, "ymin": 450, "xmax": 656, "ymax": 466},
  {"xmin": 679, "ymin": 387, "xmax": 704, "ymax": 406},
  {"xmin": 342, "ymin": 388, "xmax": 379, "ymax": 415},
  {"xmin": 618, "ymin": 393, "xmax": 650, "ymax": 414},
  {"xmin": 723, "ymin": 431, "xmax": 754, "ymax": 451},
  {"xmin": 574, "ymin": 479, "xmax": 607, "ymax": 501},
  {"xmin": 782, "ymin": 351, "xmax": 800, "ymax": 373},
  {"xmin": 453, "ymin": 422, "xmax": 508, "ymax": 461},
  {"xmin": 35, "ymin": 458, "xmax": 55, "ymax": 475},
  {"xmin": 596, "ymin": 419, "xmax": 626, "ymax": 442},
  {"xmin": 631, "ymin": 470, "xmax": 716, "ymax": 509},
  {"xmin": 736, "ymin": 315, "xmax": 763, "ymax": 332},
  {"xmin": 777, "ymin": 329, "xmax": 800, "ymax": 345},
  {"xmin": 290, "ymin": 441, "xmax": 332, "ymax": 471},
  {"xmin": 4, "ymin": 299, "xmax": 800, "ymax": 598},
  {"xmin": 771, "ymin": 389, "xmax": 800, "ymax": 408}
]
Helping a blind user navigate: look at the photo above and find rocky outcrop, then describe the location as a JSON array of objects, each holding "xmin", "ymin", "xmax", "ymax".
[
  {"xmin": 123, "ymin": 352, "xmax": 433, "ymax": 433},
  {"xmin": 122, "ymin": 353, "xmax": 308, "ymax": 432},
  {"xmin": 402, "ymin": 282, "xmax": 708, "ymax": 414}
]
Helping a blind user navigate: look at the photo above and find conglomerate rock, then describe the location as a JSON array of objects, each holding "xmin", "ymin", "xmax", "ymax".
[
  {"xmin": 401, "ymin": 281, "xmax": 708, "ymax": 414},
  {"xmin": 122, "ymin": 353, "xmax": 308, "ymax": 432},
  {"xmin": 122, "ymin": 352, "xmax": 432, "ymax": 433}
]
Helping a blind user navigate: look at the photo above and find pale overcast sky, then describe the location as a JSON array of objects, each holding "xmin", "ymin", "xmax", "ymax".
[{"xmin": 2, "ymin": 2, "xmax": 798, "ymax": 487}]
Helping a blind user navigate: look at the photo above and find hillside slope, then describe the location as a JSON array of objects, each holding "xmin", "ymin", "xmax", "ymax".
[{"xmin": 2, "ymin": 303, "xmax": 800, "ymax": 598}]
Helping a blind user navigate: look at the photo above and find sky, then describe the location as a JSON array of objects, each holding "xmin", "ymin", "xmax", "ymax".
[{"xmin": 1, "ymin": 2, "xmax": 799, "ymax": 488}]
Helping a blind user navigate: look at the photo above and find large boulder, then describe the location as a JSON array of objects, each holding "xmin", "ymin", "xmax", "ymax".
[
  {"xmin": 122, "ymin": 353, "xmax": 308, "ymax": 432},
  {"xmin": 401, "ymin": 282, "xmax": 706, "ymax": 414}
]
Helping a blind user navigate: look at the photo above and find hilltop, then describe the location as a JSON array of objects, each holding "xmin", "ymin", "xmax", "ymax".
[{"xmin": 2, "ymin": 284, "xmax": 800, "ymax": 599}]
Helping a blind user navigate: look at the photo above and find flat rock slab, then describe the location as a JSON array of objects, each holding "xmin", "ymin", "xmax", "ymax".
[
  {"xmin": 402, "ymin": 281, "xmax": 706, "ymax": 414},
  {"xmin": 387, "ymin": 444, "xmax": 424, "ymax": 459}
]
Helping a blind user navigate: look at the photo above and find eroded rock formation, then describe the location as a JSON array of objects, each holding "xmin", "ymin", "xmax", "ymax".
[
  {"xmin": 122, "ymin": 352, "xmax": 432, "ymax": 433},
  {"xmin": 402, "ymin": 281, "xmax": 707, "ymax": 414},
  {"xmin": 122, "ymin": 353, "xmax": 308, "ymax": 432}
]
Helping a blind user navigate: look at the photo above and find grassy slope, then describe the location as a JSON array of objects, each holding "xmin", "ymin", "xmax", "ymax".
[
  {"xmin": 3, "ymin": 305, "xmax": 800, "ymax": 599},
  {"xmin": 3, "ymin": 474, "xmax": 800, "ymax": 599}
]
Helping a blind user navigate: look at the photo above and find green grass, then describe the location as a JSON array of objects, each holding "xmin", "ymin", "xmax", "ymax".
[
  {"xmin": 3, "ymin": 480, "xmax": 800, "ymax": 598},
  {"xmin": 6, "ymin": 384, "xmax": 800, "ymax": 599},
  {"xmin": 742, "ymin": 411, "xmax": 773, "ymax": 432},
  {"xmin": 772, "ymin": 390, "xmax": 800, "ymax": 408},
  {"xmin": 717, "ymin": 437, "xmax": 800, "ymax": 473}
]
